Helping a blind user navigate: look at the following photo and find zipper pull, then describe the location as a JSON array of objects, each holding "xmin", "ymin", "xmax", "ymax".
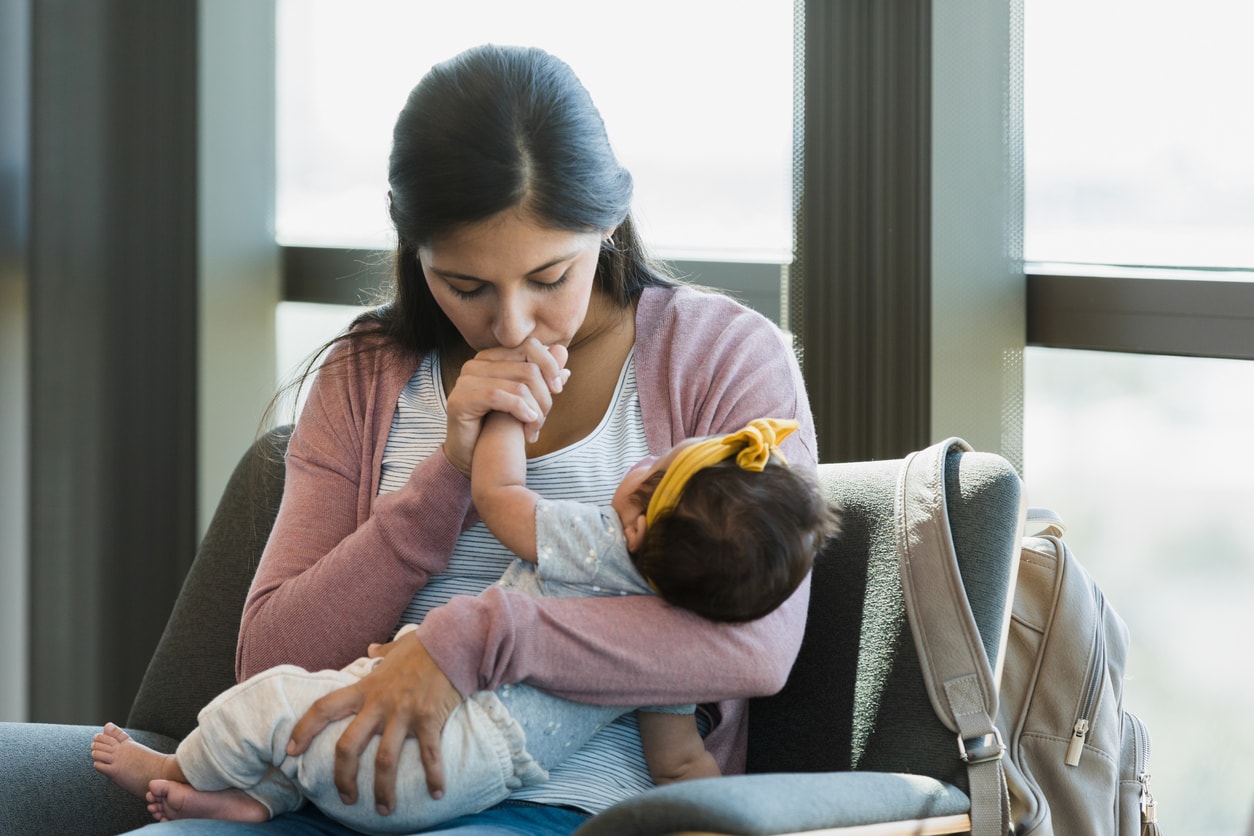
[
  {"xmin": 1139, "ymin": 772, "xmax": 1158, "ymax": 823},
  {"xmin": 1065, "ymin": 718, "xmax": 1088, "ymax": 766}
]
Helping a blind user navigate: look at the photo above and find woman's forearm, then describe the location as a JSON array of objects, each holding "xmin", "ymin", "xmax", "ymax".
[{"xmin": 416, "ymin": 574, "xmax": 810, "ymax": 705}]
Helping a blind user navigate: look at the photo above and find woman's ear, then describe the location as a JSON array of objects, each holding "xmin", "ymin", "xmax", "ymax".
[{"xmin": 623, "ymin": 511, "xmax": 648, "ymax": 554}]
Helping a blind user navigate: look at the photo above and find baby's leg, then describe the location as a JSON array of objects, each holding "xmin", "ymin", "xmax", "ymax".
[
  {"xmin": 186, "ymin": 662, "xmax": 628, "ymax": 832},
  {"xmin": 493, "ymin": 683, "xmax": 631, "ymax": 773},
  {"xmin": 289, "ymin": 685, "xmax": 626, "ymax": 832},
  {"xmin": 291, "ymin": 695, "xmax": 528, "ymax": 831},
  {"xmin": 176, "ymin": 664, "xmax": 355, "ymax": 817},
  {"xmin": 92, "ymin": 723, "xmax": 270, "ymax": 824}
]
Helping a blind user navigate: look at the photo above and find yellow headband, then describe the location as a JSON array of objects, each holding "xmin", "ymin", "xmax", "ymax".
[{"xmin": 645, "ymin": 418, "xmax": 798, "ymax": 527}]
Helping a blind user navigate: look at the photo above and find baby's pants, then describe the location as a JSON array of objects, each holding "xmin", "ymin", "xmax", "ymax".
[{"xmin": 175, "ymin": 659, "xmax": 629, "ymax": 835}]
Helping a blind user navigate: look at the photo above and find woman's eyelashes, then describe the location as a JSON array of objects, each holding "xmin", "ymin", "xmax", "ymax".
[
  {"xmin": 445, "ymin": 271, "xmax": 569, "ymax": 300},
  {"xmin": 533, "ymin": 271, "xmax": 570, "ymax": 292},
  {"xmin": 446, "ymin": 281, "xmax": 485, "ymax": 300}
]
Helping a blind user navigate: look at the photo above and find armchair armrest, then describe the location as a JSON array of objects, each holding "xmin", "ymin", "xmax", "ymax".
[{"xmin": 573, "ymin": 772, "xmax": 969, "ymax": 836}]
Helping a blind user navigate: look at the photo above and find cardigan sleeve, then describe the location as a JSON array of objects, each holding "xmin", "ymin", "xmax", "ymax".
[
  {"xmin": 236, "ymin": 341, "xmax": 475, "ymax": 680},
  {"xmin": 416, "ymin": 288, "xmax": 816, "ymax": 708}
]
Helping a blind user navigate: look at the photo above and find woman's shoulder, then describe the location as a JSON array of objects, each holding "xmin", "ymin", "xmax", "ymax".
[
  {"xmin": 633, "ymin": 284, "xmax": 813, "ymax": 466},
  {"xmin": 637, "ymin": 284, "xmax": 789, "ymax": 352},
  {"xmin": 320, "ymin": 324, "xmax": 424, "ymax": 383},
  {"xmin": 642, "ymin": 280, "xmax": 777, "ymax": 330},
  {"xmin": 299, "ymin": 323, "xmax": 426, "ymax": 434}
]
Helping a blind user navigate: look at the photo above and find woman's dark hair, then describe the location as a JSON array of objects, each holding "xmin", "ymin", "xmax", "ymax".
[
  {"xmin": 266, "ymin": 45, "xmax": 676, "ymax": 431},
  {"xmin": 632, "ymin": 459, "xmax": 842, "ymax": 623},
  {"xmin": 358, "ymin": 43, "xmax": 675, "ymax": 354}
]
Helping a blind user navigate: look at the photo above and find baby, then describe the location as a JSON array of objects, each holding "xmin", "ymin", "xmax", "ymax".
[{"xmin": 92, "ymin": 415, "xmax": 837, "ymax": 832}]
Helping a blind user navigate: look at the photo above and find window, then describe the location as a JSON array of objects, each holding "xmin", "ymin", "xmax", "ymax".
[
  {"xmin": 276, "ymin": 0, "xmax": 794, "ymax": 260},
  {"xmin": 1025, "ymin": 0, "xmax": 1254, "ymax": 269},
  {"xmin": 1023, "ymin": 350, "xmax": 1254, "ymax": 833},
  {"xmin": 1025, "ymin": 1, "xmax": 1254, "ymax": 830},
  {"xmin": 275, "ymin": 0, "xmax": 796, "ymax": 386},
  {"xmin": 1028, "ymin": 0, "xmax": 1254, "ymax": 269}
]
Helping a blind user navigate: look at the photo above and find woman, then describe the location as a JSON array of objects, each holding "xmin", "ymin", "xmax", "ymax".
[{"xmin": 138, "ymin": 44, "xmax": 816, "ymax": 834}]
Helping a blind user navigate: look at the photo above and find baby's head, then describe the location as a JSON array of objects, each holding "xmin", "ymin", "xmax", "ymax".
[{"xmin": 613, "ymin": 419, "xmax": 841, "ymax": 623}]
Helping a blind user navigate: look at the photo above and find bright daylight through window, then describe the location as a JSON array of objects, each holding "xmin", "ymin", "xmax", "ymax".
[
  {"xmin": 275, "ymin": 0, "xmax": 794, "ymax": 383},
  {"xmin": 1024, "ymin": 1, "xmax": 1254, "ymax": 832}
]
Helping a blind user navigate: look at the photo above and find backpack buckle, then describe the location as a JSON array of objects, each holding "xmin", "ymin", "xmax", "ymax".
[{"xmin": 958, "ymin": 728, "xmax": 1005, "ymax": 764}]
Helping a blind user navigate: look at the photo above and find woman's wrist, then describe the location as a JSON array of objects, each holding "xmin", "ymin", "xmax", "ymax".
[{"xmin": 413, "ymin": 601, "xmax": 490, "ymax": 697}]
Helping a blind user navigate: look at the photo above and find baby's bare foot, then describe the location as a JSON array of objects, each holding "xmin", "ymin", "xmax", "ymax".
[
  {"xmin": 91, "ymin": 722, "xmax": 179, "ymax": 799},
  {"xmin": 148, "ymin": 780, "xmax": 269, "ymax": 823}
]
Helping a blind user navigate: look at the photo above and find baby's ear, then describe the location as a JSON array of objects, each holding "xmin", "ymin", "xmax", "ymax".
[{"xmin": 623, "ymin": 512, "xmax": 648, "ymax": 553}]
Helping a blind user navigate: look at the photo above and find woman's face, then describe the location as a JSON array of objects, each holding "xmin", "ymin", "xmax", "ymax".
[{"xmin": 418, "ymin": 209, "xmax": 609, "ymax": 353}]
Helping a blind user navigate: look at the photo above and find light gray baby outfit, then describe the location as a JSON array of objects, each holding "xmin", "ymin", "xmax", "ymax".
[{"xmin": 173, "ymin": 498, "xmax": 683, "ymax": 834}]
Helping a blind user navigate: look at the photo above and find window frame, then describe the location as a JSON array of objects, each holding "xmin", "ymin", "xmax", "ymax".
[
  {"xmin": 275, "ymin": 0, "xmax": 1254, "ymax": 453},
  {"xmin": 285, "ymin": 251, "xmax": 1254, "ymax": 361},
  {"xmin": 1028, "ymin": 269, "xmax": 1254, "ymax": 361}
]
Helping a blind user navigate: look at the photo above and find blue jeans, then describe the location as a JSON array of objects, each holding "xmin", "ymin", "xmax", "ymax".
[{"xmin": 125, "ymin": 800, "xmax": 590, "ymax": 835}]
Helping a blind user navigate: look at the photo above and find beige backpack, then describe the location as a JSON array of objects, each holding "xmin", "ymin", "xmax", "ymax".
[{"xmin": 897, "ymin": 438, "xmax": 1162, "ymax": 836}]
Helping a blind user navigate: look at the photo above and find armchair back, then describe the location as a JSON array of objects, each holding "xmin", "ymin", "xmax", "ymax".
[{"xmin": 127, "ymin": 425, "xmax": 292, "ymax": 739}]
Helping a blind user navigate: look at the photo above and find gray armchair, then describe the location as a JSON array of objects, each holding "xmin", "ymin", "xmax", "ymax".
[{"xmin": 0, "ymin": 427, "xmax": 1022, "ymax": 836}]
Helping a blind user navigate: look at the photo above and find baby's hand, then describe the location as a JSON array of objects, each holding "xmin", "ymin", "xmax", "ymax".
[
  {"xmin": 366, "ymin": 640, "xmax": 396, "ymax": 659},
  {"xmin": 367, "ymin": 624, "xmax": 418, "ymax": 659},
  {"xmin": 443, "ymin": 339, "xmax": 570, "ymax": 472}
]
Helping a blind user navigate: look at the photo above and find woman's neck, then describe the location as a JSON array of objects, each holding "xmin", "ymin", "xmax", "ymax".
[{"xmin": 530, "ymin": 299, "xmax": 636, "ymax": 457}]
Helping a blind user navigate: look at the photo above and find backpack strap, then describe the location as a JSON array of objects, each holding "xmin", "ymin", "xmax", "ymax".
[
  {"xmin": 1025, "ymin": 506, "xmax": 1066, "ymax": 537},
  {"xmin": 895, "ymin": 437, "xmax": 1012, "ymax": 836}
]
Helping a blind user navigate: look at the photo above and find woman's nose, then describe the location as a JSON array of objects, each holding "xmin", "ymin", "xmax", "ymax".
[{"xmin": 492, "ymin": 293, "xmax": 534, "ymax": 348}]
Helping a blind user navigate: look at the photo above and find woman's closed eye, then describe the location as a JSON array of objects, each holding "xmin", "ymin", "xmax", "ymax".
[
  {"xmin": 443, "ymin": 271, "xmax": 569, "ymax": 300},
  {"xmin": 448, "ymin": 283, "xmax": 481, "ymax": 299},
  {"xmin": 532, "ymin": 271, "xmax": 570, "ymax": 292},
  {"xmin": 447, "ymin": 282, "xmax": 485, "ymax": 300},
  {"xmin": 440, "ymin": 274, "xmax": 487, "ymax": 299}
]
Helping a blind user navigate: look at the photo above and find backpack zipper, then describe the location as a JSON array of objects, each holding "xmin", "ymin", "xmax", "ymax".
[
  {"xmin": 1129, "ymin": 712, "xmax": 1158, "ymax": 824},
  {"xmin": 1065, "ymin": 577, "xmax": 1106, "ymax": 767}
]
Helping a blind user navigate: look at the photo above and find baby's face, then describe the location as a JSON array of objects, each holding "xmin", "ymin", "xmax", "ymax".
[{"xmin": 610, "ymin": 436, "xmax": 707, "ymax": 524}]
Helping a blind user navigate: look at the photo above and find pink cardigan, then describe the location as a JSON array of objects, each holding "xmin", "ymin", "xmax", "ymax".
[{"xmin": 237, "ymin": 285, "xmax": 818, "ymax": 773}]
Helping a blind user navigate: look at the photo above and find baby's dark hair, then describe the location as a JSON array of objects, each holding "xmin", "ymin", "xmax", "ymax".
[{"xmin": 631, "ymin": 457, "xmax": 841, "ymax": 623}]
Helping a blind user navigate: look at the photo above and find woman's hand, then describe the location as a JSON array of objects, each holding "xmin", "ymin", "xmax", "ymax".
[
  {"xmin": 443, "ymin": 338, "xmax": 569, "ymax": 475},
  {"xmin": 287, "ymin": 630, "xmax": 463, "ymax": 814}
]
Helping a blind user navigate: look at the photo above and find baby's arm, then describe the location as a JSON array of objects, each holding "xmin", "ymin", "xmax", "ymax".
[
  {"xmin": 637, "ymin": 711, "xmax": 721, "ymax": 786},
  {"xmin": 471, "ymin": 411, "xmax": 540, "ymax": 562}
]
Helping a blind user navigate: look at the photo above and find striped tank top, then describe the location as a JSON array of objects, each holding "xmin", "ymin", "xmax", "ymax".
[{"xmin": 379, "ymin": 350, "xmax": 657, "ymax": 814}]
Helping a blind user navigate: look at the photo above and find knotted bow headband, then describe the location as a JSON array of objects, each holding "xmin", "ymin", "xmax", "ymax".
[{"xmin": 644, "ymin": 417, "xmax": 799, "ymax": 527}]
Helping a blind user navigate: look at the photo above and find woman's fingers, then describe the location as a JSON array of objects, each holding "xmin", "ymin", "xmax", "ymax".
[
  {"xmin": 443, "ymin": 376, "xmax": 545, "ymax": 472},
  {"xmin": 519, "ymin": 338, "xmax": 569, "ymax": 394},
  {"xmin": 372, "ymin": 717, "xmax": 413, "ymax": 813},
  {"xmin": 286, "ymin": 683, "xmax": 373, "ymax": 804},
  {"xmin": 466, "ymin": 339, "xmax": 569, "ymax": 406},
  {"xmin": 442, "ymin": 341, "xmax": 572, "ymax": 469},
  {"xmin": 330, "ymin": 709, "xmax": 383, "ymax": 805},
  {"xmin": 288, "ymin": 684, "xmax": 364, "ymax": 758},
  {"xmin": 311, "ymin": 632, "xmax": 463, "ymax": 809},
  {"xmin": 415, "ymin": 707, "xmax": 448, "ymax": 801}
]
